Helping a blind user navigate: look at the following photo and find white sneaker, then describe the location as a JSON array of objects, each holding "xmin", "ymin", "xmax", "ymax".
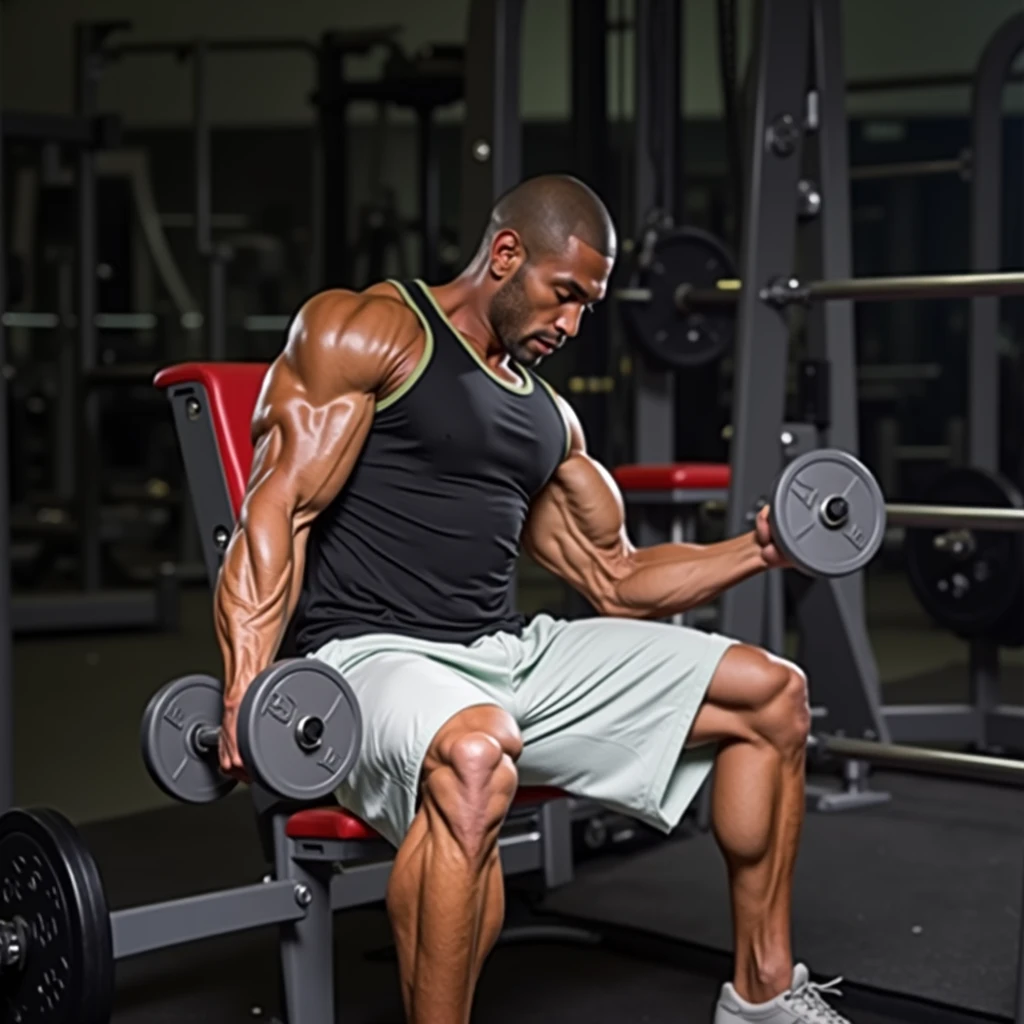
[{"xmin": 713, "ymin": 964, "xmax": 849, "ymax": 1023}]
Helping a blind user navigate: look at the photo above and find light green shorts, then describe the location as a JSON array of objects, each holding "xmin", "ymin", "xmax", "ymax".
[{"xmin": 310, "ymin": 613, "xmax": 737, "ymax": 849}]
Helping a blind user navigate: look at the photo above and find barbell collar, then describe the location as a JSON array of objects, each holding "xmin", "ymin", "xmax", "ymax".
[{"xmin": 885, "ymin": 503, "xmax": 1024, "ymax": 532}]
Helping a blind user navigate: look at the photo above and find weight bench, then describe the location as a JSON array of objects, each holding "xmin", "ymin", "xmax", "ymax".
[{"xmin": 153, "ymin": 362, "xmax": 577, "ymax": 1024}]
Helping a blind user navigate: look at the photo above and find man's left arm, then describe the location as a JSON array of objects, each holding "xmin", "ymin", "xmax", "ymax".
[{"xmin": 522, "ymin": 398, "xmax": 784, "ymax": 619}]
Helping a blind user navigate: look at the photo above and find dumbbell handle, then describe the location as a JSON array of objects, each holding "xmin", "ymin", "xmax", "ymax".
[{"xmin": 189, "ymin": 716, "xmax": 327, "ymax": 757}]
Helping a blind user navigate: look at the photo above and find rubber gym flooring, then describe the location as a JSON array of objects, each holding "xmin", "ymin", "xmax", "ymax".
[{"xmin": 15, "ymin": 570, "xmax": 1024, "ymax": 1021}]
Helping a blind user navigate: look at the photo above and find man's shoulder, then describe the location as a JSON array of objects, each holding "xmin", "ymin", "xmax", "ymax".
[
  {"xmin": 276, "ymin": 288, "xmax": 423, "ymax": 399},
  {"xmin": 294, "ymin": 286, "xmax": 419, "ymax": 342}
]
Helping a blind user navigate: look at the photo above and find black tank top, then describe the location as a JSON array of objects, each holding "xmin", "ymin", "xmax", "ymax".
[{"xmin": 292, "ymin": 279, "xmax": 570, "ymax": 653}]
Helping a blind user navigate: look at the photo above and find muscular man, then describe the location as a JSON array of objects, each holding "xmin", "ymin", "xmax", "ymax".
[{"xmin": 214, "ymin": 174, "xmax": 847, "ymax": 1024}]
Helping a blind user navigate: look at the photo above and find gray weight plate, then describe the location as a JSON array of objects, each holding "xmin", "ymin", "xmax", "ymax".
[
  {"xmin": 140, "ymin": 674, "xmax": 237, "ymax": 804},
  {"xmin": 771, "ymin": 449, "xmax": 887, "ymax": 577},
  {"xmin": 237, "ymin": 660, "xmax": 363, "ymax": 802}
]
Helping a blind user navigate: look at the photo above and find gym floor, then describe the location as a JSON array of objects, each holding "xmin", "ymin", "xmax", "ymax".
[{"xmin": 16, "ymin": 567, "xmax": 1024, "ymax": 1022}]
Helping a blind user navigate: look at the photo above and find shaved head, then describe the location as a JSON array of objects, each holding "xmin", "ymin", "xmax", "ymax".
[
  {"xmin": 456, "ymin": 174, "xmax": 616, "ymax": 369},
  {"xmin": 480, "ymin": 174, "xmax": 617, "ymax": 263}
]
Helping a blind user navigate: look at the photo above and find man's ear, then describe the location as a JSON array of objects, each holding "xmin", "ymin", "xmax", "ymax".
[{"xmin": 489, "ymin": 228, "xmax": 525, "ymax": 281}]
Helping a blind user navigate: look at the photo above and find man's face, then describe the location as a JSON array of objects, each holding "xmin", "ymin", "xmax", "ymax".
[{"xmin": 488, "ymin": 235, "xmax": 614, "ymax": 367}]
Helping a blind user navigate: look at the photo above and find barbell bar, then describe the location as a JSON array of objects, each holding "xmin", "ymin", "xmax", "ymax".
[
  {"xmin": 617, "ymin": 269, "xmax": 1024, "ymax": 312},
  {"xmin": 885, "ymin": 504, "xmax": 1024, "ymax": 532},
  {"xmin": 811, "ymin": 734, "xmax": 1024, "ymax": 788}
]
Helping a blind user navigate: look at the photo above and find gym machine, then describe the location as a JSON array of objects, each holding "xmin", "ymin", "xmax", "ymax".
[
  {"xmin": 93, "ymin": 23, "xmax": 323, "ymax": 360},
  {"xmin": 618, "ymin": 3, "xmax": 1024, "ymax": 755},
  {"xmin": 316, "ymin": 29, "xmax": 464, "ymax": 288},
  {"xmin": 0, "ymin": 46, "xmax": 180, "ymax": 635}
]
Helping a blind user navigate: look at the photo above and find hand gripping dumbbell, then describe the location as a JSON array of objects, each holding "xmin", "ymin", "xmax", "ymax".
[{"xmin": 141, "ymin": 660, "xmax": 362, "ymax": 803}]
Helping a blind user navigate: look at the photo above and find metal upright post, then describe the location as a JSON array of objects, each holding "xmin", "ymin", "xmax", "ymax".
[
  {"xmin": 790, "ymin": 0, "xmax": 887, "ymax": 740},
  {"xmin": 0, "ymin": 79, "xmax": 13, "ymax": 813},
  {"xmin": 631, "ymin": 0, "xmax": 681, "ymax": 487},
  {"xmin": 317, "ymin": 35, "xmax": 352, "ymax": 287},
  {"xmin": 969, "ymin": 12, "xmax": 1024, "ymax": 473},
  {"xmin": 719, "ymin": 3, "xmax": 888, "ymax": 739},
  {"xmin": 571, "ymin": 0, "xmax": 612, "ymax": 465},
  {"xmin": 969, "ymin": 14, "xmax": 1024, "ymax": 747},
  {"xmin": 75, "ymin": 23, "xmax": 102, "ymax": 593},
  {"xmin": 719, "ymin": 0, "xmax": 811, "ymax": 645},
  {"xmin": 194, "ymin": 39, "xmax": 227, "ymax": 360},
  {"xmin": 459, "ymin": 0, "xmax": 524, "ymax": 255},
  {"xmin": 417, "ymin": 107, "xmax": 441, "ymax": 282}
]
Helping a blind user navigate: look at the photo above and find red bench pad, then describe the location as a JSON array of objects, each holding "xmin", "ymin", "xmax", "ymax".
[
  {"xmin": 285, "ymin": 786, "xmax": 569, "ymax": 841},
  {"xmin": 613, "ymin": 463, "xmax": 731, "ymax": 491}
]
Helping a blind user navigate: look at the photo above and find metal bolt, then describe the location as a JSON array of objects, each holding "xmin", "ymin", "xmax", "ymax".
[
  {"xmin": 797, "ymin": 179, "xmax": 822, "ymax": 220},
  {"xmin": 262, "ymin": 874, "xmax": 273, "ymax": 884},
  {"xmin": 186, "ymin": 397, "xmax": 202, "ymax": 420},
  {"xmin": 766, "ymin": 113, "xmax": 800, "ymax": 157},
  {"xmin": 213, "ymin": 525, "xmax": 231, "ymax": 551},
  {"xmin": 471, "ymin": 139, "xmax": 491, "ymax": 162},
  {"xmin": 780, "ymin": 431, "xmax": 794, "ymax": 446},
  {"xmin": 294, "ymin": 884, "xmax": 313, "ymax": 908}
]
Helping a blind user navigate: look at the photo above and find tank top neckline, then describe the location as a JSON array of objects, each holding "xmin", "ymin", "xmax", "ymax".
[{"xmin": 405, "ymin": 278, "xmax": 534, "ymax": 397}]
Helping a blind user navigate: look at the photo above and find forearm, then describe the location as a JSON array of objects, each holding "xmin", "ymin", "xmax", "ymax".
[
  {"xmin": 608, "ymin": 531, "xmax": 766, "ymax": 619},
  {"xmin": 214, "ymin": 508, "xmax": 300, "ymax": 703}
]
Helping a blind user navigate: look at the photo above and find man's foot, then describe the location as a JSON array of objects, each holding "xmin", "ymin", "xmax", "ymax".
[{"xmin": 713, "ymin": 964, "xmax": 848, "ymax": 1023}]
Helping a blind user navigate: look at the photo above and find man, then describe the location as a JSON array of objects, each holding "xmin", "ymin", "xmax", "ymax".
[{"xmin": 214, "ymin": 174, "xmax": 846, "ymax": 1024}]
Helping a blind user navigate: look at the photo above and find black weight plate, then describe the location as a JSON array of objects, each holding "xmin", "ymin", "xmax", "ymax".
[
  {"xmin": 621, "ymin": 226, "xmax": 736, "ymax": 369},
  {"xmin": 904, "ymin": 467, "xmax": 1024, "ymax": 635},
  {"xmin": 140, "ymin": 674, "xmax": 237, "ymax": 804},
  {"xmin": 0, "ymin": 808, "xmax": 113, "ymax": 1024},
  {"xmin": 238, "ymin": 660, "xmax": 363, "ymax": 802}
]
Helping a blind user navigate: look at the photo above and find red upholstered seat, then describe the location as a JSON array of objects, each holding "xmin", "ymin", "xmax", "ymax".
[
  {"xmin": 613, "ymin": 462, "xmax": 731, "ymax": 491},
  {"xmin": 155, "ymin": 363, "xmax": 570, "ymax": 845},
  {"xmin": 154, "ymin": 362, "xmax": 271, "ymax": 518},
  {"xmin": 285, "ymin": 787, "xmax": 570, "ymax": 840}
]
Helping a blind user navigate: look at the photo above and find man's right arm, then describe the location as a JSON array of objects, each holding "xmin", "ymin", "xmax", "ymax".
[{"xmin": 213, "ymin": 288, "xmax": 419, "ymax": 775}]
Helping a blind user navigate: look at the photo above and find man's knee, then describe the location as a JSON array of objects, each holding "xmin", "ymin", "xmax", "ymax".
[
  {"xmin": 752, "ymin": 659, "xmax": 811, "ymax": 752},
  {"xmin": 422, "ymin": 707, "xmax": 522, "ymax": 863}
]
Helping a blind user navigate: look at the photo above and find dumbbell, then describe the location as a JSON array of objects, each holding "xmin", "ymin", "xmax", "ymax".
[
  {"xmin": 767, "ymin": 448, "xmax": 887, "ymax": 577},
  {"xmin": 141, "ymin": 659, "xmax": 362, "ymax": 804}
]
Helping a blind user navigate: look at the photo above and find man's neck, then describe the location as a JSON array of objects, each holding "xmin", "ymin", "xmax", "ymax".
[{"xmin": 429, "ymin": 268, "xmax": 506, "ymax": 366}]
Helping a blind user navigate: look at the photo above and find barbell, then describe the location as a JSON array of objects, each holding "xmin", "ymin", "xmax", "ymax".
[
  {"xmin": 141, "ymin": 658, "xmax": 362, "ymax": 804},
  {"xmin": 615, "ymin": 234, "xmax": 1024, "ymax": 369},
  {"xmin": 619, "ymin": 269, "xmax": 1024, "ymax": 314}
]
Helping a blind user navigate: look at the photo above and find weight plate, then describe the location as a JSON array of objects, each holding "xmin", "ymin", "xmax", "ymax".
[
  {"xmin": 140, "ymin": 674, "xmax": 237, "ymax": 805},
  {"xmin": 771, "ymin": 449, "xmax": 887, "ymax": 577},
  {"xmin": 237, "ymin": 660, "xmax": 363, "ymax": 803},
  {"xmin": 620, "ymin": 226, "xmax": 736, "ymax": 369},
  {"xmin": 904, "ymin": 467, "xmax": 1024, "ymax": 636},
  {"xmin": 0, "ymin": 807, "xmax": 114, "ymax": 1024}
]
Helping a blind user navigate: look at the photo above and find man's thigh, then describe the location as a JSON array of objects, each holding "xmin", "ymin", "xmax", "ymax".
[
  {"xmin": 511, "ymin": 614, "xmax": 736, "ymax": 832},
  {"xmin": 310, "ymin": 636, "xmax": 513, "ymax": 848}
]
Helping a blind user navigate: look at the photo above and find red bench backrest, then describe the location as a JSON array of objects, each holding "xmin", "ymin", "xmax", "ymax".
[{"xmin": 154, "ymin": 362, "xmax": 270, "ymax": 519}]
